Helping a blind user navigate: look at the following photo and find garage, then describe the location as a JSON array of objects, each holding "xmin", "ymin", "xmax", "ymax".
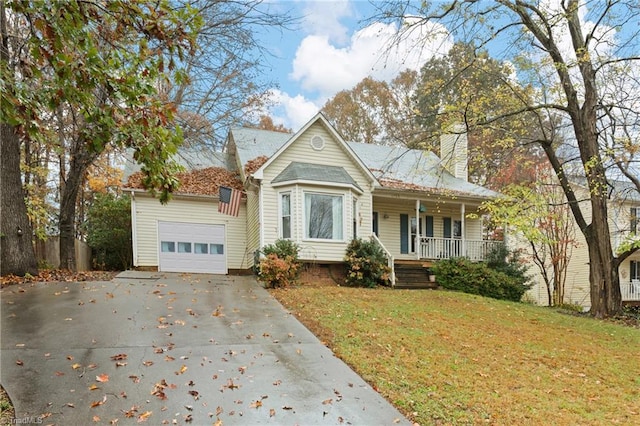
[{"xmin": 158, "ymin": 221, "xmax": 227, "ymax": 274}]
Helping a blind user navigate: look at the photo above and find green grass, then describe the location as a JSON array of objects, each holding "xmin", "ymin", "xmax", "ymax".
[{"xmin": 272, "ymin": 286, "xmax": 640, "ymax": 425}]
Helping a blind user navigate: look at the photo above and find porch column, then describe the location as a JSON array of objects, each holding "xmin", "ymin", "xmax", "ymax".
[
  {"xmin": 415, "ymin": 199, "xmax": 420, "ymax": 259},
  {"xmin": 460, "ymin": 203, "xmax": 466, "ymax": 258}
]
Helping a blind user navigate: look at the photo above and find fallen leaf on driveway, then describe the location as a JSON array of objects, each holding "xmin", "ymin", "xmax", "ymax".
[
  {"xmin": 250, "ymin": 400, "xmax": 262, "ymax": 409},
  {"xmin": 90, "ymin": 395, "xmax": 107, "ymax": 408},
  {"xmin": 111, "ymin": 354, "xmax": 128, "ymax": 361},
  {"xmin": 72, "ymin": 363, "xmax": 82, "ymax": 370},
  {"xmin": 96, "ymin": 374, "xmax": 109, "ymax": 383},
  {"xmin": 175, "ymin": 365, "xmax": 187, "ymax": 375},
  {"xmin": 137, "ymin": 411, "xmax": 152, "ymax": 423},
  {"xmin": 16, "ymin": 360, "xmax": 23, "ymax": 366},
  {"xmin": 92, "ymin": 415, "xmax": 100, "ymax": 422}
]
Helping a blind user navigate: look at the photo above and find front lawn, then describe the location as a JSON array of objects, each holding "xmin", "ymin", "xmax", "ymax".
[{"xmin": 271, "ymin": 285, "xmax": 640, "ymax": 425}]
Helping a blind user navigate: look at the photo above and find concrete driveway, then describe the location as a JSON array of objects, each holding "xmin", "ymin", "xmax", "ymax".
[{"xmin": 1, "ymin": 272, "xmax": 410, "ymax": 425}]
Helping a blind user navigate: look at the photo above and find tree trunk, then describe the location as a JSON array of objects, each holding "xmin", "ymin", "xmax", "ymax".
[
  {"xmin": 0, "ymin": 123, "xmax": 39, "ymax": 276},
  {"xmin": 58, "ymin": 143, "xmax": 94, "ymax": 271},
  {"xmin": 585, "ymin": 207, "xmax": 621, "ymax": 318},
  {"xmin": 0, "ymin": 3, "xmax": 38, "ymax": 276}
]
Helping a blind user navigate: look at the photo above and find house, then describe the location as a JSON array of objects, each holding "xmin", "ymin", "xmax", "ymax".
[
  {"xmin": 125, "ymin": 113, "xmax": 502, "ymax": 286},
  {"xmin": 525, "ymin": 179, "xmax": 640, "ymax": 307}
]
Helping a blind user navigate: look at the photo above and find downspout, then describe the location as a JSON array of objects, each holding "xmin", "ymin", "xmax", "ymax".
[
  {"xmin": 461, "ymin": 203, "xmax": 466, "ymax": 258},
  {"xmin": 415, "ymin": 199, "xmax": 420, "ymax": 260},
  {"xmin": 130, "ymin": 191, "xmax": 138, "ymax": 267},
  {"xmin": 259, "ymin": 183, "xmax": 265, "ymax": 256}
]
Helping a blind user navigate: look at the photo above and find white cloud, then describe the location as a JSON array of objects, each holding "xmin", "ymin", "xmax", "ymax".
[
  {"xmin": 300, "ymin": 0, "xmax": 354, "ymax": 45},
  {"xmin": 290, "ymin": 19, "xmax": 451, "ymax": 99},
  {"xmin": 267, "ymin": 1, "xmax": 452, "ymax": 130},
  {"xmin": 267, "ymin": 89, "xmax": 320, "ymax": 130}
]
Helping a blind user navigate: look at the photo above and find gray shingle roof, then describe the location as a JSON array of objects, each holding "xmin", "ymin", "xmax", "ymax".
[
  {"xmin": 229, "ymin": 127, "xmax": 290, "ymax": 170},
  {"xmin": 229, "ymin": 127, "xmax": 498, "ymax": 199},
  {"xmin": 123, "ymin": 147, "xmax": 235, "ymax": 181},
  {"xmin": 272, "ymin": 162, "xmax": 363, "ymax": 191}
]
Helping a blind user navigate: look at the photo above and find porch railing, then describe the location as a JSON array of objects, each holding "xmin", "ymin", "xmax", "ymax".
[
  {"xmin": 371, "ymin": 233, "xmax": 395, "ymax": 287},
  {"xmin": 419, "ymin": 237, "xmax": 502, "ymax": 262},
  {"xmin": 621, "ymin": 279, "xmax": 640, "ymax": 302}
]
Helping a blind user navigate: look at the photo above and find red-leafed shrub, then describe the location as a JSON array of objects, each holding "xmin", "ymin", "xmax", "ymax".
[{"xmin": 258, "ymin": 253, "xmax": 299, "ymax": 288}]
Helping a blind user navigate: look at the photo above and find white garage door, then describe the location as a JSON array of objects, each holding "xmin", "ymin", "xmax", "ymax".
[{"xmin": 158, "ymin": 221, "xmax": 227, "ymax": 274}]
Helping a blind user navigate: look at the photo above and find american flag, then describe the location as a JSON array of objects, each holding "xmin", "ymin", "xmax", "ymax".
[{"xmin": 218, "ymin": 186, "xmax": 242, "ymax": 217}]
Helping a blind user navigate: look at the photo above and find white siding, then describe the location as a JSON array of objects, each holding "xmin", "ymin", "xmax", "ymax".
[
  {"xmin": 132, "ymin": 193, "xmax": 248, "ymax": 271},
  {"xmin": 260, "ymin": 122, "xmax": 374, "ymax": 262}
]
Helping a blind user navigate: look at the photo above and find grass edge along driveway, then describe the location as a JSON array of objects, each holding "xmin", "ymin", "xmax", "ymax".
[{"xmin": 271, "ymin": 286, "xmax": 640, "ymax": 426}]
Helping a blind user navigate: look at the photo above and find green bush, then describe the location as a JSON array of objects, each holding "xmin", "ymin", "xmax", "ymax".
[
  {"xmin": 258, "ymin": 239, "xmax": 301, "ymax": 288},
  {"xmin": 432, "ymin": 251, "xmax": 531, "ymax": 302},
  {"xmin": 344, "ymin": 238, "xmax": 391, "ymax": 288},
  {"xmin": 262, "ymin": 239, "xmax": 300, "ymax": 261},
  {"xmin": 83, "ymin": 193, "xmax": 132, "ymax": 270}
]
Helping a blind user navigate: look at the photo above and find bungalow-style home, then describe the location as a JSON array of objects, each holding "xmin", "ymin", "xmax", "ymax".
[
  {"xmin": 125, "ymin": 112, "xmax": 501, "ymax": 286},
  {"xmin": 525, "ymin": 180, "xmax": 640, "ymax": 307}
]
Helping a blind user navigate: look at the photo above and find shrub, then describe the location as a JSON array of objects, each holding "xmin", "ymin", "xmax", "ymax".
[
  {"xmin": 344, "ymin": 238, "xmax": 391, "ymax": 288},
  {"xmin": 258, "ymin": 239, "xmax": 300, "ymax": 288},
  {"xmin": 262, "ymin": 239, "xmax": 300, "ymax": 261},
  {"xmin": 432, "ymin": 255, "xmax": 531, "ymax": 302},
  {"xmin": 258, "ymin": 253, "xmax": 299, "ymax": 288}
]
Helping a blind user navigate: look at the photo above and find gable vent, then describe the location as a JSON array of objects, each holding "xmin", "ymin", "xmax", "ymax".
[{"xmin": 310, "ymin": 135, "xmax": 325, "ymax": 151}]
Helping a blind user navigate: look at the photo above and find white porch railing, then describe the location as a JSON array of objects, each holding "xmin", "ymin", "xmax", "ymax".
[
  {"xmin": 621, "ymin": 279, "xmax": 640, "ymax": 302},
  {"xmin": 419, "ymin": 237, "xmax": 503, "ymax": 261},
  {"xmin": 371, "ymin": 234, "xmax": 395, "ymax": 287}
]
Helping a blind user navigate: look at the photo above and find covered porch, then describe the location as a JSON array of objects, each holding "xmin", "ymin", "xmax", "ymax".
[{"xmin": 371, "ymin": 195, "xmax": 503, "ymax": 288}]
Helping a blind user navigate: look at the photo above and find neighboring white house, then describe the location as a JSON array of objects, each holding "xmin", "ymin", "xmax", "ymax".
[
  {"xmin": 124, "ymin": 113, "xmax": 501, "ymax": 285},
  {"xmin": 525, "ymin": 180, "xmax": 640, "ymax": 307}
]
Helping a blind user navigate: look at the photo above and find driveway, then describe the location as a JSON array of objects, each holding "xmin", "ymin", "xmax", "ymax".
[{"xmin": 1, "ymin": 272, "xmax": 410, "ymax": 425}]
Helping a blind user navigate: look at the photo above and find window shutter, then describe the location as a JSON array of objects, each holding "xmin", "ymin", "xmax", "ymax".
[
  {"xmin": 632, "ymin": 208, "xmax": 638, "ymax": 234},
  {"xmin": 372, "ymin": 212, "xmax": 379, "ymax": 236},
  {"xmin": 400, "ymin": 214, "xmax": 409, "ymax": 254},
  {"xmin": 443, "ymin": 217, "xmax": 452, "ymax": 238},
  {"xmin": 426, "ymin": 216, "xmax": 434, "ymax": 238}
]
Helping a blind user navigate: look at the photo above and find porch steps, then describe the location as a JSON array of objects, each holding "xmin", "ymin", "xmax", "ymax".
[{"xmin": 393, "ymin": 262, "xmax": 438, "ymax": 289}]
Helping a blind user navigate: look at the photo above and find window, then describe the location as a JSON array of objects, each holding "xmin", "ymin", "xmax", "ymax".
[
  {"xmin": 281, "ymin": 193, "xmax": 291, "ymax": 239},
  {"xmin": 372, "ymin": 212, "xmax": 379, "ymax": 236},
  {"xmin": 161, "ymin": 241, "xmax": 175, "ymax": 253},
  {"xmin": 305, "ymin": 192, "xmax": 343, "ymax": 240},
  {"xmin": 353, "ymin": 198, "xmax": 358, "ymax": 239},
  {"xmin": 210, "ymin": 244, "xmax": 224, "ymax": 255},
  {"xmin": 453, "ymin": 220, "xmax": 462, "ymax": 239},
  {"xmin": 178, "ymin": 242, "xmax": 192, "ymax": 253},
  {"xmin": 194, "ymin": 243, "xmax": 208, "ymax": 254}
]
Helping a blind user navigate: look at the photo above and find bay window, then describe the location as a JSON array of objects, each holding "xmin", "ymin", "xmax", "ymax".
[{"xmin": 305, "ymin": 192, "xmax": 343, "ymax": 240}]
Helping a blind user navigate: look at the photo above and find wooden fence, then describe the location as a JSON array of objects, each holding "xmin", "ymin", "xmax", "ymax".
[{"xmin": 34, "ymin": 237, "xmax": 92, "ymax": 271}]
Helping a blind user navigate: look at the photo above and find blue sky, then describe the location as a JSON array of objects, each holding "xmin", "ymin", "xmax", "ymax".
[{"xmin": 257, "ymin": 0, "xmax": 453, "ymax": 129}]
